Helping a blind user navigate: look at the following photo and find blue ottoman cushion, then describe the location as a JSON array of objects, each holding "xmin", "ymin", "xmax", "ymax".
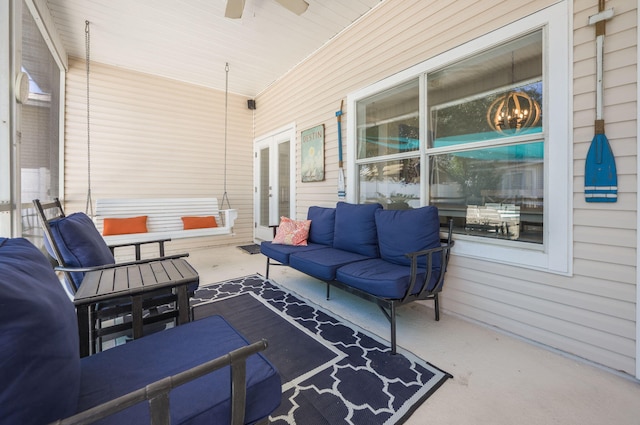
[
  {"xmin": 47, "ymin": 212, "xmax": 115, "ymax": 289},
  {"xmin": 0, "ymin": 237, "xmax": 81, "ymax": 424},
  {"xmin": 336, "ymin": 258, "xmax": 436, "ymax": 299},
  {"xmin": 78, "ymin": 315, "xmax": 281, "ymax": 425},
  {"xmin": 307, "ymin": 206, "xmax": 336, "ymax": 246},
  {"xmin": 332, "ymin": 202, "xmax": 382, "ymax": 257},
  {"xmin": 289, "ymin": 247, "xmax": 372, "ymax": 281},
  {"xmin": 375, "ymin": 206, "xmax": 442, "ymax": 269}
]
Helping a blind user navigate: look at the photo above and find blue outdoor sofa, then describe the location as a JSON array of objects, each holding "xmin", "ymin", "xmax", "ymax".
[
  {"xmin": 261, "ymin": 202, "xmax": 454, "ymax": 354},
  {"xmin": 0, "ymin": 237, "xmax": 281, "ymax": 425}
]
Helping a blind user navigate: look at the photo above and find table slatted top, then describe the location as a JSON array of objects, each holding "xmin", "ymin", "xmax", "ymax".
[{"xmin": 74, "ymin": 258, "xmax": 198, "ymax": 305}]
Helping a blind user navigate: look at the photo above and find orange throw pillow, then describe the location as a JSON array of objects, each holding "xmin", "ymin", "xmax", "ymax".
[
  {"xmin": 182, "ymin": 216, "xmax": 218, "ymax": 230},
  {"xmin": 102, "ymin": 216, "xmax": 148, "ymax": 236}
]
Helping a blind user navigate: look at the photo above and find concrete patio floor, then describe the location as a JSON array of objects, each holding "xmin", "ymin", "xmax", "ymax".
[{"xmin": 185, "ymin": 244, "xmax": 640, "ymax": 425}]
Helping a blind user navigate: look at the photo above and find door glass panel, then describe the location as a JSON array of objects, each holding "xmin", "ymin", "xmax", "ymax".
[
  {"xmin": 278, "ymin": 141, "xmax": 290, "ymax": 218},
  {"xmin": 259, "ymin": 147, "xmax": 270, "ymax": 227}
]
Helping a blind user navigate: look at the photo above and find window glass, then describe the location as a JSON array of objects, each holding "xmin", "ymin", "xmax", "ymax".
[
  {"xmin": 358, "ymin": 158, "xmax": 421, "ymax": 209},
  {"xmin": 20, "ymin": 5, "xmax": 61, "ymax": 245},
  {"xmin": 356, "ymin": 79, "xmax": 419, "ymax": 159},
  {"xmin": 428, "ymin": 30, "xmax": 543, "ymax": 243},
  {"xmin": 428, "ymin": 31, "xmax": 542, "ymax": 144},
  {"xmin": 430, "ymin": 141, "xmax": 543, "ymax": 243},
  {"xmin": 349, "ymin": 5, "xmax": 569, "ymax": 272}
]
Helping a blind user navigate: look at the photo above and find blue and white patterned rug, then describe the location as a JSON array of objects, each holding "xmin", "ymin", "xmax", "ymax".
[{"xmin": 190, "ymin": 274, "xmax": 452, "ymax": 425}]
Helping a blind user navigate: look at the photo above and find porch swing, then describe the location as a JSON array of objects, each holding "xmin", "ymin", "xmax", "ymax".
[{"xmin": 86, "ymin": 26, "xmax": 237, "ymax": 247}]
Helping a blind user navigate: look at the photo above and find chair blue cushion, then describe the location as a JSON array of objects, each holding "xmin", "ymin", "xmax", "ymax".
[
  {"xmin": 289, "ymin": 247, "xmax": 372, "ymax": 281},
  {"xmin": 47, "ymin": 212, "xmax": 115, "ymax": 289},
  {"xmin": 260, "ymin": 241, "xmax": 328, "ymax": 265},
  {"xmin": 332, "ymin": 202, "xmax": 382, "ymax": 257},
  {"xmin": 306, "ymin": 206, "xmax": 335, "ymax": 246},
  {"xmin": 0, "ymin": 237, "xmax": 81, "ymax": 424},
  {"xmin": 375, "ymin": 206, "xmax": 442, "ymax": 268},
  {"xmin": 78, "ymin": 315, "xmax": 281, "ymax": 425},
  {"xmin": 336, "ymin": 258, "xmax": 437, "ymax": 298}
]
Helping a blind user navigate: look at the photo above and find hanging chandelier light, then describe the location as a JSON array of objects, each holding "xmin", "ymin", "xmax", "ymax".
[{"xmin": 486, "ymin": 90, "xmax": 541, "ymax": 134}]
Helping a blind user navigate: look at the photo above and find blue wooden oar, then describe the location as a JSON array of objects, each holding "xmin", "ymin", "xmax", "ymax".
[
  {"xmin": 336, "ymin": 100, "xmax": 345, "ymax": 199},
  {"xmin": 585, "ymin": 2, "xmax": 617, "ymax": 203}
]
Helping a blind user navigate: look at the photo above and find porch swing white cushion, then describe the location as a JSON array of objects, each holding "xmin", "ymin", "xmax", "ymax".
[{"xmin": 94, "ymin": 198, "xmax": 238, "ymax": 245}]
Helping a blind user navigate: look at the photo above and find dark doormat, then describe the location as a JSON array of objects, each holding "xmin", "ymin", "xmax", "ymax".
[{"xmin": 238, "ymin": 244, "xmax": 261, "ymax": 255}]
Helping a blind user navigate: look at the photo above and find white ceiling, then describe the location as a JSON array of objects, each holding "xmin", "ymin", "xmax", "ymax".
[{"xmin": 46, "ymin": 0, "xmax": 384, "ymax": 97}]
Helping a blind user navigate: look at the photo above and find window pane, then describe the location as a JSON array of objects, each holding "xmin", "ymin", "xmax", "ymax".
[
  {"xmin": 430, "ymin": 142, "xmax": 543, "ymax": 243},
  {"xmin": 356, "ymin": 79, "xmax": 419, "ymax": 159},
  {"xmin": 428, "ymin": 31, "xmax": 542, "ymax": 145},
  {"xmin": 21, "ymin": 6, "xmax": 61, "ymax": 245},
  {"xmin": 359, "ymin": 158, "xmax": 420, "ymax": 209}
]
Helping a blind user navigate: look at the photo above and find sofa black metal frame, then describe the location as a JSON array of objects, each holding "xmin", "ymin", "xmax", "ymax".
[
  {"xmin": 324, "ymin": 220, "xmax": 454, "ymax": 354},
  {"xmin": 261, "ymin": 203, "xmax": 455, "ymax": 355}
]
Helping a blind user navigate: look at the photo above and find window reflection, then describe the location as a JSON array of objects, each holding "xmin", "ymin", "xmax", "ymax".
[
  {"xmin": 359, "ymin": 158, "xmax": 420, "ymax": 209},
  {"xmin": 429, "ymin": 142, "xmax": 543, "ymax": 242}
]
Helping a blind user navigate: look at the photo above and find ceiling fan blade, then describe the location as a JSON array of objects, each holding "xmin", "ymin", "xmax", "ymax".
[
  {"xmin": 225, "ymin": 0, "xmax": 245, "ymax": 19},
  {"xmin": 274, "ymin": 0, "xmax": 309, "ymax": 15}
]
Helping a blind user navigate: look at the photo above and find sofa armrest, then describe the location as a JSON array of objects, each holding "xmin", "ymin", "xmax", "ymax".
[
  {"xmin": 402, "ymin": 220, "xmax": 454, "ymax": 301},
  {"xmin": 402, "ymin": 241, "xmax": 454, "ymax": 301},
  {"xmin": 49, "ymin": 339, "xmax": 268, "ymax": 425}
]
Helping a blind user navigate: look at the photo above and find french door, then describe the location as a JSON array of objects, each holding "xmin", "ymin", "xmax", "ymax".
[{"xmin": 254, "ymin": 126, "xmax": 295, "ymax": 241}]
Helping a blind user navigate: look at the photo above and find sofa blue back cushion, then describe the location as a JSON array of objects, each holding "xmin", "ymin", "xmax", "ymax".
[
  {"xmin": 375, "ymin": 206, "xmax": 442, "ymax": 268},
  {"xmin": 332, "ymin": 202, "xmax": 382, "ymax": 257},
  {"xmin": 307, "ymin": 206, "xmax": 335, "ymax": 246},
  {"xmin": 0, "ymin": 238, "xmax": 81, "ymax": 424},
  {"xmin": 47, "ymin": 212, "xmax": 115, "ymax": 289}
]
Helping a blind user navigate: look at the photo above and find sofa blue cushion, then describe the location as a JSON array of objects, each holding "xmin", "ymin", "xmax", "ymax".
[
  {"xmin": 375, "ymin": 206, "xmax": 442, "ymax": 268},
  {"xmin": 332, "ymin": 202, "xmax": 382, "ymax": 257},
  {"xmin": 47, "ymin": 212, "xmax": 115, "ymax": 289},
  {"xmin": 307, "ymin": 206, "xmax": 335, "ymax": 246},
  {"xmin": 289, "ymin": 247, "xmax": 372, "ymax": 281},
  {"xmin": 336, "ymin": 258, "xmax": 439, "ymax": 298},
  {"xmin": 78, "ymin": 315, "xmax": 281, "ymax": 425},
  {"xmin": 260, "ymin": 241, "xmax": 328, "ymax": 265},
  {"xmin": 0, "ymin": 237, "xmax": 81, "ymax": 424}
]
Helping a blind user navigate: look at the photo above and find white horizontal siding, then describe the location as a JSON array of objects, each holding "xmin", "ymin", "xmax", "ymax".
[
  {"xmin": 63, "ymin": 58, "xmax": 254, "ymax": 252},
  {"xmin": 254, "ymin": 0, "xmax": 638, "ymax": 375}
]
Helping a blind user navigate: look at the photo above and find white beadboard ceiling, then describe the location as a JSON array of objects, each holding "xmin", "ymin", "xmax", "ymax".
[{"xmin": 46, "ymin": 0, "xmax": 384, "ymax": 97}]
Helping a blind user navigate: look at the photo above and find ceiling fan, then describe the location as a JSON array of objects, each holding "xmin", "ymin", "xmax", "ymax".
[{"xmin": 225, "ymin": 0, "xmax": 309, "ymax": 19}]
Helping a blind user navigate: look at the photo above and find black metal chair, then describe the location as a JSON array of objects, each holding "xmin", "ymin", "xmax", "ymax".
[{"xmin": 33, "ymin": 198, "xmax": 199, "ymax": 354}]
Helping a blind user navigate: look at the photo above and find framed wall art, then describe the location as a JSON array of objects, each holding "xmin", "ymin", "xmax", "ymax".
[{"xmin": 301, "ymin": 124, "xmax": 325, "ymax": 182}]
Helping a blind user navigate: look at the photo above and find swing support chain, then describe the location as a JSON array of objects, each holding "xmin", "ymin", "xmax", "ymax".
[{"xmin": 221, "ymin": 62, "xmax": 231, "ymax": 209}]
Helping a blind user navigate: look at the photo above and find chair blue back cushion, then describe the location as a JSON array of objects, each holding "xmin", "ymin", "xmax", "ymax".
[
  {"xmin": 306, "ymin": 206, "xmax": 335, "ymax": 246},
  {"xmin": 375, "ymin": 206, "xmax": 442, "ymax": 268},
  {"xmin": 48, "ymin": 212, "xmax": 115, "ymax": 289},
  {"xmin": 0, "ymin": 238, "xmax": 80, "ymax": 424},
  {"xmin": 332, "ymin": 202, "xmax": 382, "ymax": 257}
]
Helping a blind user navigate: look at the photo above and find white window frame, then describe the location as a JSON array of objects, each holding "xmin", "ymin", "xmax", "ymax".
[{"xmin": 347, "ymin": 3, "xmax": 571, "ymax": 275}]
